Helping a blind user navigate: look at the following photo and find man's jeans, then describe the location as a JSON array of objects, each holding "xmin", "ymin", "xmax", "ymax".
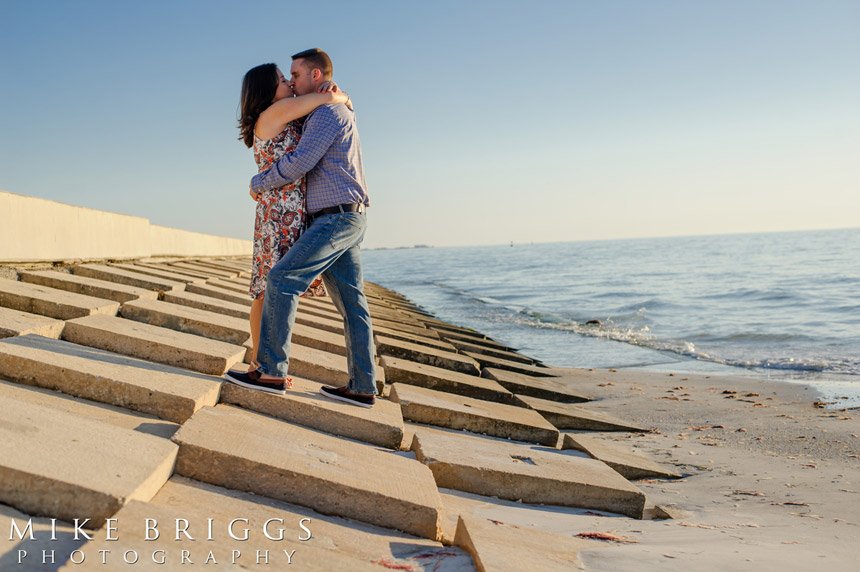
[{"xmin": 257, "ymin": 211, "xmax": 376, "ymax": 395}]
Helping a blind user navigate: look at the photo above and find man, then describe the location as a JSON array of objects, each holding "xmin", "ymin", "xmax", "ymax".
[{"xmin": 225, "ymin": 48, "xmax": 376, "ymax": 408}]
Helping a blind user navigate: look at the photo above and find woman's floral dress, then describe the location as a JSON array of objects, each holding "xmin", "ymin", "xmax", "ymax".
[{"xmin": 249, "ymin": 121, "xmax": 326, "ymax": 299}]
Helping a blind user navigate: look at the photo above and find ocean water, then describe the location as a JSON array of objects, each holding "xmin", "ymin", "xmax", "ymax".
[{"xmin": 362, "ymin": 228, "xmax": 860, "ymax": 407}]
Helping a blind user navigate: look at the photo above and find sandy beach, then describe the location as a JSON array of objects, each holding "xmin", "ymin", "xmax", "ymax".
[{"xmin": 437, "ymin": 366, "xmax": 860, "ymax": 570}]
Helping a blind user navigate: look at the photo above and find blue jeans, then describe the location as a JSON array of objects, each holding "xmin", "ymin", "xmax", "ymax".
[{"xmin": 257, "ymin": 212, "xmax": 376, "ymax": 394}]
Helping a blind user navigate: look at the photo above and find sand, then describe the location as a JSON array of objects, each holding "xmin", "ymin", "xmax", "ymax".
[{"xmin": 440, "ymin": 367, "xmax": 860, "ymax": 571}]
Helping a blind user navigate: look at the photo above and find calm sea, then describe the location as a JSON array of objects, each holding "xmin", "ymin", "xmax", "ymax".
[{"xmin": 362, "ymin": 228, "xmax": 860, "ymax": 407}]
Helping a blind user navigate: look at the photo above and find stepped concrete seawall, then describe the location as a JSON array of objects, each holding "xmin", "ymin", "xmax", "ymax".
[{"xmin": 0, "ymin": 190, "xmax": 251, "ymax": 263}]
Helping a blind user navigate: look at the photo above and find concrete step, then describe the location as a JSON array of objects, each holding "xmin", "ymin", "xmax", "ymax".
[
  {"xmin": 295, "ymin": 308, "xmax": 345, "ymax": 335},
  {"xmin": 446, "ymin": 337, "xmax": 539, "ymax": 365},
  {"xmin": 0, "ymin": 307, "xmax": 64, "ymax": 339},
  {"xmin": 62, "ymin": 477, "xmax": 471, "ymax": 571},
  {"xmin": 185, "ymin": 282, "xmax": 252, "ymax": 307},
  {"xmin": 291, "ymin": 322, "xmax": 348, "ymax": 356},
  {"xmin": 411, "ymin": 424, "xmax": 646, "ymax": 518},
  {"xmin": 169, "ymin": 261, "xmax": 238, "ymax": 278},
  {"xmin": 62, "ymin": 314, "xmax": 245, "ymax": 375},
  {"xmin": 465, "ymin": 351, "xmax": 556, "ymax": 377},
  {"xmin": 0, "ymin": 385, "xmax": 177, "ymax": 527},
  {"xmin": 163, "ymin": 290, "xmax": 250, "ymax": 320},
  {"xmin": 171, "ymin": 405, "xmax": 443, "ymax": 539},
  {"xmin": 206, "ymin": 277, "xmax": 248, "ymax": 293},
  {"xmin": 515, "ymin": 395, "xmax": 647, "ymax": 432},
  {"xmin": 221, "ymin": 373, "xmax": 403, "ymax": 449},
  {"xmin": 381, "ymin": 356, "xmax": 513, "ymax": 403},
  {"xmin": 121, "ymin": 298, "xmax": 250, "ymax": 346},
  {"xmin": 562, "ymin": 433, "xmax": 682, "ymax": 480},
  {"xmin": 371, "ymin": 315, "xmax": 437, "ymax": 338},
  {"xmin": 390, "ymin": 383, "xmax": 559, "ymax": 446},
  {"xmin": 482, "ymin": 367, "xmax": 591, "ymax": 403},
  {"xmin": 0, "ymin": 334, "xmax": 220, "ymax": 423},
  {"xmin": 0, "ymin": 277, "xmax": 119, "ymax": 320},
  {"xmin": 244, "ymin": 341, "xmax": 385, "ymax": 391},
  {"xmin": 111, "ymin": 262, "xmax": 207, "ymax": 284},
  {"xmin": 426, "ymin": 322, "xmax": 484, "ymax": 338},
  {"xmin": 0, "ymin": 379, "xmax": 179, "ymax": 439},
  {"xmin": 374, "ymin": 324, "xmax": 450, "ymax": 349},
  {"xmin": 71, "ymin": 264, "xmax": 185, "ymax": 293},
  {"xmin": 18, "ymin": 269, "xmax": 159, "ymax": 304},
  {"xmin": 376, "ymin": 335, "xmax": 480, "ymax": 375},
  {"xmin": 454, "ymin": 515, "xmax": 590, "ymax": 572},
  {"xmin": 438, "ymin": 330, "xmax": 517, "ymax": 352},
  {"xmin": 133, "ymin": 261, "xmax": 215, "ymax": 280},
  {"xmin": 194, "ymin": 259, "xmax": 252, "ymax": 276}
]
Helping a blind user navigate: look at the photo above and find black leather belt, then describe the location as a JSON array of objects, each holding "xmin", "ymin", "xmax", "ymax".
[{"xmin": 308, "ymin": 203, "xmax": 365, "ymax": 222}]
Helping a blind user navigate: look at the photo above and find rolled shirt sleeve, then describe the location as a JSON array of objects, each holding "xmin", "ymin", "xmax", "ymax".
[{"xmin": 250, "ymin": 106, "xmax": 341, "ymax": 193}]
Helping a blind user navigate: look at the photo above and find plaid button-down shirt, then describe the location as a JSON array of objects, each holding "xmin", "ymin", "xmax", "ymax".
[{"xmin": 250, "ymin": 103, "xmax": 369, "ymax": 213}]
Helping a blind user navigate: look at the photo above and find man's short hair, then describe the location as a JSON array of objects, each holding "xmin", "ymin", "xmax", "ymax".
[{"xmin": 292, "ymin": 48, "xmax": 333, "ymax": 80}]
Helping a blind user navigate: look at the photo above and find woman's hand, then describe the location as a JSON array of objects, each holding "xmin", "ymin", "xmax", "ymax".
[
  {"xmin": 317, "ymin": 81, "xmax": 339, "ymax": 93},
  {"xmin": 318, "ymin": 81, "xmax": 351, "ymax": 108},
  {"xmin": 249, "ymin": 186, "xmax": 262, "ymax": 202}
]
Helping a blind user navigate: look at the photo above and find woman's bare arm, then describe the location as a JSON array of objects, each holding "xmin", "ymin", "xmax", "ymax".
[{"xmin": 255, "ymin": 90, "xmax": 348, "ymax": 140}]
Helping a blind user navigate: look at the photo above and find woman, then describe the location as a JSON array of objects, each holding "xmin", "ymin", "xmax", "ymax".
[{"xmin": 238, "ymin": 63, "xmax": 349, "ymax": 372}]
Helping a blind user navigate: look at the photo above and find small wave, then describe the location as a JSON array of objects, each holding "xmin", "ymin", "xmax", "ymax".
[{"xmin": 506, "ymin": 313, "xmax": 858, "ymax": 376}]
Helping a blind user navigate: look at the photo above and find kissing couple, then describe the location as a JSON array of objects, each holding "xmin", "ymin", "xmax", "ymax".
[{"xmin": 225, "ymin": 48, "xmax": 376, "ymax": 409}]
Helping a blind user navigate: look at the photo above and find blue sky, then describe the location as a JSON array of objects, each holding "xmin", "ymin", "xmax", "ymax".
[{"xmin": 1, "ymin": 0, "xmax": 857, "ymax": 248}]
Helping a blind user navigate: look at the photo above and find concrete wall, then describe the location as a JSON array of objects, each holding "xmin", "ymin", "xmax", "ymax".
[{"xmin": 1, "ymin": 190, "xmax": 251, "ymax": 263}]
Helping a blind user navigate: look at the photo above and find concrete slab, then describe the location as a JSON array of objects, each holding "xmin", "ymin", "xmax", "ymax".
[
  {"xmin": 439, "ymin": 331, "xmax": 517, "ymax": 352},
  {"xmin": 169, "ymin": 261, "xmax": 238, "ymax": 278},
  {"xmin": 172, "ymin": 405, "xmax": 443, "ymax": 539},
  {"xmin": 190, "ymin": 260, "xmax": 252, "ymax": 277},
  {"xmin": 376, "ymin": 335, "xmax": 480, "ymax": 375},
  {"xmin": 446, "ymin": 337, "xmax": 539, "ymax": 365},
  {"xmin": 291, "ymin": 322, "xmax": 347, "ymax": 356},
  {"xmin": 121, "ymin": 298, "xmax": 250, "ymax": 345},
  {"xmin": 0, "ymin": 379, "xmax": 179, "ymax": 439},
  {"xmin": 112, "ymin": 262, "xmax": 208, "ymax": 284},
  {"xmin": 465, "ymin": 351, "xmax": 556, "ymax": 377},
  {"xmin": 18, "ymin": 270, "xmax": 159, "ymax": 304},
  {"xmin": 0, "ymin": 334, "xmax": 221, "ymax": 423},
  {"xmin": 454, "ymin": 514, "xmax": 592, "ymax": 572},
  {"xmin": 0, "ymin": 277, "xmax": 120, "ymax": 320},
  {"xmin": 390, "ymin": 383, "xmax": 559, "ymax": 446},
  {"xmin": 427, "ymin": 322, "xmax": 484, "ymax": 337},
  {"xmin": 133, "ymin": 261, "xmax": 215, "ymax": 280},
  {"xmin": 562, "ymin": 433, "xmax": 682, "ymax": 480},
  {"xmin": 71, "ymin": 264, "xmax": 185, "ymax": 293},
  {"xmin": 295, "ymin": 308, "xmax": 345, "ymax": 335},
  {"xmin": 206, "ymin": 277, "xmax": 248, "ymax": 293},
  {"xmin": 220, "ymin": 374, "xmax": 403, "ymax": 449},
  {"xmin": 515, "ymin": 395, "xmax": 647, "ymax": 432},
  {"xmin": 185, "ymin": 282, "xmax": 252, "ymax": 307},
  {"xmin": 381, "ymin": 356, "xmax": 514, "ymax": 403},
  {"xmin": 374, "ymin": 324, "xmax": 451, "ymax": 349},
  {"xmin": 0, "ymin": 307, "xmax": 64, "ymax": 339},
  {"xmin": 163, "ymin": 290, "xmax": 250, "ymax": 320},
  {"xmin": 63, "ymin": 314, "xmax": 245, "ymax": 375},
  {"xmin": 61, "ymin": 477, "xmax": 471, "ymax": 572},
  {"xmin": 372, "ymin": 315, "xmax": 437, "ymax": 338},
  {"xmin": 411, "ymin": 425, "xmax": 646, "ymax": 518},
  {"xmin": 483, "ymin": 367, "xmax": 591, "ymax": 403},
  {"xmin": 0, "ymin": 391, "xmax": 177, "ymax": 527}
]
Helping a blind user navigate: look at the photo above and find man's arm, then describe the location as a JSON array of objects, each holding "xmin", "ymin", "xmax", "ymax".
[{"xmin": 250, "ymin": 107, "xmax": 342, "ymax": 193}]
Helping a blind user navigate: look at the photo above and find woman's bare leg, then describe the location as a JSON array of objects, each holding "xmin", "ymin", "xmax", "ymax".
[{"xmin": 249, "ymin": 296, "xmax": 264, "ymax": 369}]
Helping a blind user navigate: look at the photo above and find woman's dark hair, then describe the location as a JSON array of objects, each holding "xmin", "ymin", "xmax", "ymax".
[{"xmin": 238, "ymin": 63, "xmax": 279, "ymax": 148}]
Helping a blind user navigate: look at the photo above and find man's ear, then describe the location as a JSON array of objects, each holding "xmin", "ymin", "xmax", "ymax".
[{"xmin": 311, "ymin": 68, "xmax": 322, "ymax": 81}]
